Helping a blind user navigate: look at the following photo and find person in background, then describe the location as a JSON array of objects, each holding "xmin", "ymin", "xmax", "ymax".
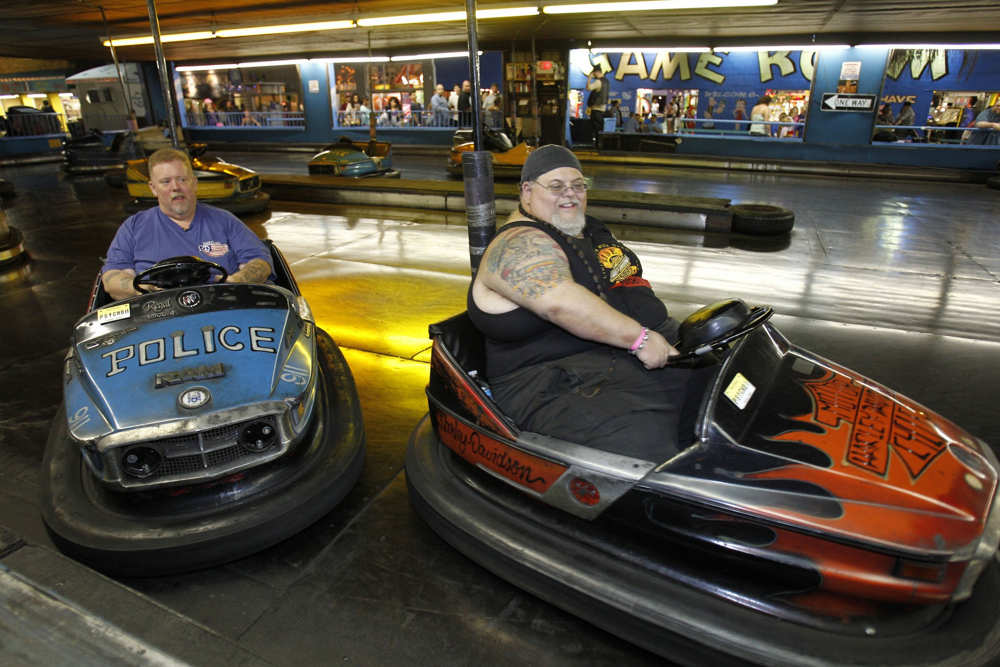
[
  {"xmin": 241, "ymin": 107, "xmax": 261, "ymax": 127},
  {"xmin": 203, "ymin": 98, "xmax": 220, "ymax": 127},
  {"xmin": 482, "ymin": 83, "xmax": 503, "ymax": 129},
  {"xmin": 343, "ymin": 93, "xmax": 362, "ymax": 126},
  {"xmin": 966, "ymin": 98, "xmax": 1000, "ymax": 145},
  {"xmin": 449, "ymin": 84, "xmax": 461, "ymax": 125},
  {"xmin": 622, "ymin": 110, "xmax": 639, "ymax": 133},
  {"xmin": 380, "ymin": 96, "xmax": 404, "ymax": 127},
  {"xmin": 894, "ymin": 100, "xmax": 917, "ymax": 141},
  {"xmin": 609, "ymin": 100, "xmax": 623, "ymax": 129},
  {"xmin": 749, "ymin": 95, "xmax": 771, "ymax": 136},
  {"xmin": 733, "ymin": 99, "xmax": 747, "ymax": 132},
  {"xmin": 586, "ymin": 66, "xmax": 607, "ymax": 147},
  {"xmin": 431, "ymin": 84, "xmax": 451, "ymax": 127},
  {"xmin": 357, "ymin": 97, "xmax": 371, "ymax": 125},
  {"xmin": 40, "ymin": 99, "xmax": 55, "ymax": 114},
  {"xmin": 778, "ymin": 113, "xmax": 795, "ymax": 138},
  {"xmin": 458, "ymin": 80, "xmax": 473, "ymax": 127},
  {"xmin": 101, "ymin": 148, "xmax": 272, "ymax": 302}
]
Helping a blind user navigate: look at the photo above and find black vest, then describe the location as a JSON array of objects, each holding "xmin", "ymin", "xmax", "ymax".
[
  {"xmin": 587, "ymin": 80, "xmax": 607, "ymax": 109},
  {"xmin": 468, "ymin": 217, "xmax": 667, "ymax": 379}
]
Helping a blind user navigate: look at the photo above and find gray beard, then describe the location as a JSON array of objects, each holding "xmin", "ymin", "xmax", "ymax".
[{"xmin": 550, "ymin": 206, "xmax": 586, "ymax": 237}]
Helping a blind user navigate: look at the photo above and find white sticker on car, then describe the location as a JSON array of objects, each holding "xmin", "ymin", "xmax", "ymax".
[
  {"xmin": 724, "ymin": 372, "xmax": 755, "ymax": 410},
  {"xmin": 97, "ymin": 303, "xmax": 131, "ymax": 324}
]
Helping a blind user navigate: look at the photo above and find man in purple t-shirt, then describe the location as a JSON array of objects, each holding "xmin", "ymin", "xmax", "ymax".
[{"xmin": 102, "ymin": 148, "xmax": 272, "ymax": 301}]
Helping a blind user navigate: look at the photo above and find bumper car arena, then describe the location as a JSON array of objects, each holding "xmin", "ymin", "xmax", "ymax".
[
  {"xmin": 3, "ymin": 150, "xmax": 1000, "ymax": 665},
  {"xmin": 2, "ymin": 1, "xmax": 1000, "ymax": 661}
]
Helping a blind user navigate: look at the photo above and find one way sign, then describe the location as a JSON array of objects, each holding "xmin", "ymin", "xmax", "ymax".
[{"xmin": 821, "ymin": 93, "xmax": 877, "ymax": 112}]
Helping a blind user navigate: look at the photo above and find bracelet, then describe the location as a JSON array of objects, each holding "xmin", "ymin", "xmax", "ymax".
[{"xmin": 629, "ymin": 327, "xmax": 649, "ymax": 354}]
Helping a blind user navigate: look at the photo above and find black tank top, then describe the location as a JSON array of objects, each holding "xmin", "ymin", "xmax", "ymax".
[{"xmin": 468, "ymin": 217, "xmax": 667, "ymax": 379}]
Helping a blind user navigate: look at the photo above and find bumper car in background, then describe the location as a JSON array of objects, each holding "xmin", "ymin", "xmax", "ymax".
[
  {"xmin": 308, "ymin": 136, "xmax": 401, "ymax": 178},
  {"xmin": 122, "ymin": 144, "xmax": 270, "ymax": 216},
  {"xmin": 447, "ymin": 125, "xmax": 533, "ymax": 178},
  {"xmin": 406, "ymin": 300, "xmax": 1000, "ymax": 666},
  {"xmin": 41, "ymin": 242, "xmax": 365, "ymax": 576},
  {"xmin": 63, "ymin": 129, "xmax": 142, "ymax": 175}
]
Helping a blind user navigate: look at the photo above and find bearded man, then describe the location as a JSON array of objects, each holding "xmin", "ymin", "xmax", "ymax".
[{"xmin": 467, "ymin": 145, "xmax": 711, "ymax": 460}]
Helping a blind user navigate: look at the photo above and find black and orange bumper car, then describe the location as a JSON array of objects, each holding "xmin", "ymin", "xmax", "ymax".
[{"xmin": 407, "ymin": 300, "xmax": 1000, "ymax": 666}]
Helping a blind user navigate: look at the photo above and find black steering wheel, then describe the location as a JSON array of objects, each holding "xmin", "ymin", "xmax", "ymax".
[
  {"xmin": 133, "ymin": 256, "xmax": 228, "ymax": 294},
  {"xmin": 671, "ymin": 300, "xmax": 773, "ymax": 363}
]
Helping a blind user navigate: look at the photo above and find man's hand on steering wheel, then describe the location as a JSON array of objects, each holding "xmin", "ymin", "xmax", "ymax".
[{"xmin": 635, "ymin": 330, "xmax": 679, "ymax": 370}]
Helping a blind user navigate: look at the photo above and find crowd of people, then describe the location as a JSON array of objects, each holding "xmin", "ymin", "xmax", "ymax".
[
  {"xmin": 338, "ymin": 80, "xmax": 504, "ymax": 129},
  {"xmin": 185, "ymin": 96, "xmax": 301, "ymax": 127}
]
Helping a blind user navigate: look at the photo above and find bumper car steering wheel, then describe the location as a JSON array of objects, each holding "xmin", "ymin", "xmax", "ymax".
[
  {"xmin": 133, "ymin": 256, "xmax": 228, "ymax": 294},
  {"xmin": 671, "ymin": 299, "xmax": 773, "ymax": 363}
]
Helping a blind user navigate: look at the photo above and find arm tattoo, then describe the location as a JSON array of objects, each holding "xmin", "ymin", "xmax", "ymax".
[
  {"xmin": 229, "ymin": 258, "xmax": 271, "ymax": 284},
  {"xmin": 486, "ymin": 228, "xmax": 570, "ymax": 299}
]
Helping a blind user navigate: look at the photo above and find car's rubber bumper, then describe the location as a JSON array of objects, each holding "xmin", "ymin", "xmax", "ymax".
[
  {"xmin": 125, "ymin": 190, "xmax": 270, "ymax": 216},
  {"xmin": 405, "ymin": 414, "xmax": 1000, "ymax": 667},
  {"xmin": 63, "ymin": 161, "xmax": 123, "ymax": 174},
  {"xmin": 41, "ymin": 329, "xmax": 365, "ymax": 576}
]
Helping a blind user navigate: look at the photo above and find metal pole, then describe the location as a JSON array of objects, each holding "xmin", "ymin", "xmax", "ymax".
[
  {"xmin": 465, "ymin": 0, "xmax": 484, "ymax": 149},
  {"xmin": 530, "ymin": 35, "xmax": 538, "ymax": 143},
  {"xmin": 146, "ymin": 0, "xmax": 180, "ymax": 148},
  {"xmin": 99, "ymin": 5, "xmax": 138, "ymax": 131},
  {"xmin": 462, "ymin": 0, "xmax": 495, "ymax": 275}
]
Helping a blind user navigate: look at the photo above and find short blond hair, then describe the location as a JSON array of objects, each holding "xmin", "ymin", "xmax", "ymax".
[{"xmin": 147, "ymin": 148, "xmax": 193, "ymax": 175}]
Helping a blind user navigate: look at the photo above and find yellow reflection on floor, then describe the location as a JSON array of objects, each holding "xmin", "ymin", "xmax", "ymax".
[
  {"xmin": 341, "ymin": 348, "xmax": 430, "ymax": 452},
  {"xmin": 297, "ymin": 261, "xmax": 467, "ymax": 360}
]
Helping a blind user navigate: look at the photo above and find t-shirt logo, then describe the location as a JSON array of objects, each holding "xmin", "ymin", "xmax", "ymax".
[
  {"xmin": 596, "ymin": 244, "xmax": 637, "ymax": 283},
  {"xmin": 198, "ymin": 241, "xmax": 230, "ymax": 257}
]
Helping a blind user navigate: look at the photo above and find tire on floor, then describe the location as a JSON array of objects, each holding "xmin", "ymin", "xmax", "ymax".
[{"xmin": 730, "ymin": 204, "xmax": 795, "ymax": 236}]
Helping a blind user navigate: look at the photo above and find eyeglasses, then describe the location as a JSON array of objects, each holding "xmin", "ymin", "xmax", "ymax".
[{"xmin": 532, "ymin": 177, "xmax": 592, "ymax": 195}]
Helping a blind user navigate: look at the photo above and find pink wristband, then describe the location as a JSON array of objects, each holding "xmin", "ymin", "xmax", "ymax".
[{"xmin": 629, "ymin": 327, "xmax": 649, "ymax": 353}]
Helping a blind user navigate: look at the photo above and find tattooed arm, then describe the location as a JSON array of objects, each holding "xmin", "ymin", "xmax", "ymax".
[
  {"xmin": 473, "ymin": 226, "xmax": 676, "ymax": 366},
  {"xmin": 225, "ymin": 258, "xmax": 271, "ymax": 284},
  {"xmin": 102, "ymin": 268, "xmax": 141, "ymax": 300}
]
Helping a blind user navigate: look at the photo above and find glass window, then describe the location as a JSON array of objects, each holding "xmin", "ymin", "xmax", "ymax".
[
  {"xmin": 179, "ymin": 65, "xmax": 303, "ymax": 128},
  {"xmin": 331, "ymin": 62, "xmax": 428, "ymax": 128},
  {"xmin": 877, "ymin": 48, "xmax": 1000, "ymax": 146}
]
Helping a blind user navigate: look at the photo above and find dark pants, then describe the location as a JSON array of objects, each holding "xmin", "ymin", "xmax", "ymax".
[
  {"xmin": 491, "ymin": 346, "xmax": 716, "ymax": 462},
  {"xmin": 589, "ymin": 109, "xmax": 605, "ymax": 146}
]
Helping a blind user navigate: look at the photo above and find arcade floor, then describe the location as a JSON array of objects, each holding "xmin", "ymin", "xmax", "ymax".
[{"xmin": 1, "ymin": 155, "xmax": 999, "ymax": 665}]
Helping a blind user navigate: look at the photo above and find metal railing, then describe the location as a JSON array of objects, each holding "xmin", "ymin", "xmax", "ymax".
[
  {"xmin": 183, "ymin": 110, "xmax": 305, "ymax": 128},
  {"xmin": 335, "ymin": 109, "xmax": 476, "ymax": 129},
  {"xmin": 871, "ymin": 123, "xmax": 983, "ymax": 144},
  {"xmin": 612, "ymin": 117, "xmax": 806, "ymax": 138},
  {"xmin": 1, "ymin": 111, "xmax": 65, "ymax": 136}
]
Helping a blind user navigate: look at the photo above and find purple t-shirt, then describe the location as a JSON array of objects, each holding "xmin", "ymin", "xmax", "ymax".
[{"xmin": 102, "ymin": 203, "xmax": 272, "ymax": 277}]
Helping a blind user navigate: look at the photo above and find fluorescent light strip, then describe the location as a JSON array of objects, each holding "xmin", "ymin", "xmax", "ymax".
[
  {"xmin": 103, "ymin": 31, "xmax": 216, "ymax": 47},
  {"xmin": 390, "ymin": 51, "xmax": 481, "ymax": 61},
  {"xmin": 0, "ymin": 94, "xmax": 20, "ymax": 99},
  {"xmin": 240, "ymin": 59, "xmax": 308, "ymax": 67},
  {"xmin": 543, "ymin": 0, "xmax": 776, "ymax": 14},
  {"xmin": 358, "ymin": 6, "xmax": 538, "ymax": 27},
  {"xmin": 592, "ymin": 46, "xmax": 709, "ymax": 53},
  {"xmin": 312, "ymin": 56, "xmax": 390, "ymax": 63},
  {"xmin": 27, "ymin": 93, "xmax": 49, "ymax": 98},
  {"xmin": 858, "ymin": 43, "xmax": 1000, "ymax": 50},
  {"xmin": 716, "ymin": 44, "xmax": 850, "ymax": 51},
  {"xmin": 176, "ymin": 64, "xmax": 238, "ymax": 72},
  {"xmin": 358, "ymin": 11, "xmax": 466, "ymax": 26},
  {"xmin": 215, "ymin": 21, "xmax": 354, "ymax": 37}
]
